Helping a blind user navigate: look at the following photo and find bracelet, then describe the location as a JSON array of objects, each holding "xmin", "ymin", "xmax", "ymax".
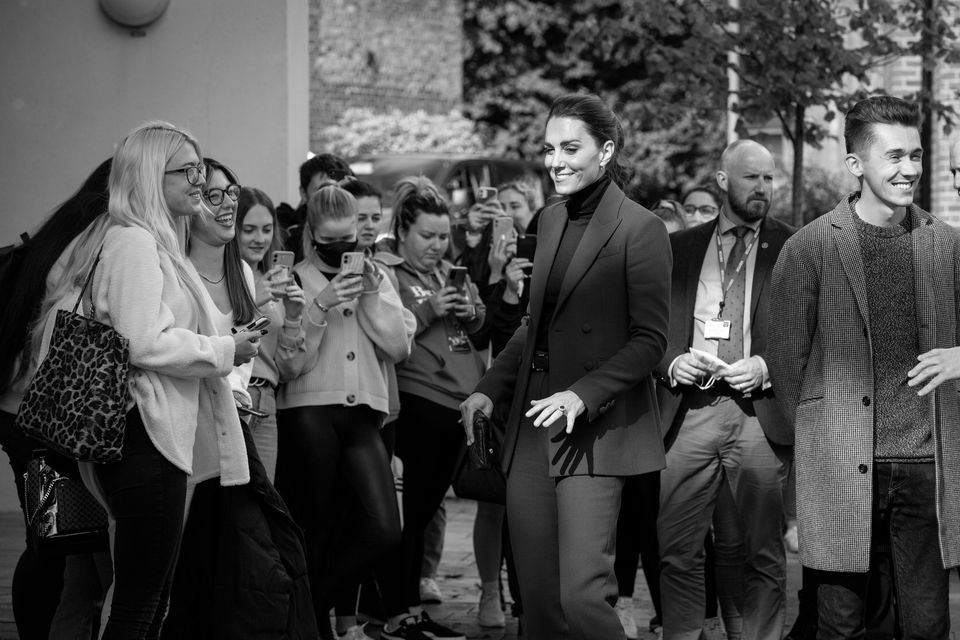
[{"xmin": 315, "ymin": 299, "xmax": 330, "ymax": 313}]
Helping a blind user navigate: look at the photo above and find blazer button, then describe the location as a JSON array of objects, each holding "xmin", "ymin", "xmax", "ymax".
[
  {"xmin": 862, "ymin": 396, "xmax": 870, "ymax": 407},
  {"xmin": 584, "ymin": 359, "xmax": 596, "ymax": 371},
  {"xmin": 346, "ymin": 394, "xmax": 356, "ymax": 404},
  {"xmin": 858, "ymin": 464, "xmax": 868, "ymax": 474},
  {"xmin": 343, "ymin": 308, "xmax": 354, "ymax": 317},
  {"xmin": 581, "ymin": 323, "xmax": 592, "ymax": 333},
  {"xmin": 346, "ymin": 351, "xmax": 356, "ymax": 361}
]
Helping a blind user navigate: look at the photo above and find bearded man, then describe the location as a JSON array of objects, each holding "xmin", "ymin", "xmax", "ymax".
[{"xmin": 653, "ymin": 140, "xmax": 795, "ymax": 640}]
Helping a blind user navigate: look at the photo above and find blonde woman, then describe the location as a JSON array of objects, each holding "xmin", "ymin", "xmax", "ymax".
[{"xmin": 32, "ymin": 122, "xmax": 262, "ymax": 639}]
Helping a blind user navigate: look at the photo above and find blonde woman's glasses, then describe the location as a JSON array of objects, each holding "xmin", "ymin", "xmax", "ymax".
[{"xmin": 164, "ymin": 164, "xmax": 207, "ymax": 186}]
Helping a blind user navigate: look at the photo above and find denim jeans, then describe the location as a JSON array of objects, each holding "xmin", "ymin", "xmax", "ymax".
[
  {"xmin": 80, "ymin": 408, "xmax": 187, "ymax": 640},
  {"xmin": 816, "ymin": 462, "xmax": 949, "ymax": 640},
  {"xmin": 246, "ymin": 385, "xmax": 277, "ymax": 482}
]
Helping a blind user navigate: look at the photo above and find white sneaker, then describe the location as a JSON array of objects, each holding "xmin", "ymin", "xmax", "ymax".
[
  {"xmin": 419, "ymin": 576, "xmax": 443, "ymax": 604},
  {"xmin": 615, "ymin": 597, "xmax": 638, "ymax": 639},
  {"xmin": 338, "ymin": 624, "xmax": 375, "ymax": 640},
  {"xmin": 478, "ymin": 588, "xmax": 506, "ymax": 628}
]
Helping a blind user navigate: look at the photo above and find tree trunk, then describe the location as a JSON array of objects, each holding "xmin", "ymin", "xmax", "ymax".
[{"xmin": 791, "ymin": 104, "xmax": 805, "ymax": 227}]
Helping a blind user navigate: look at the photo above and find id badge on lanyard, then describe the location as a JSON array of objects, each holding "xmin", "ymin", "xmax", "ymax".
[{"xmin": 708, "ymin": 226, "xmax": 756, "ymax": 340}]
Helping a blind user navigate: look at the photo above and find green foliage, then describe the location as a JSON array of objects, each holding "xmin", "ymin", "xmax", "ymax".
[
  {"xmin": 463, "ymin": 0, "xmax": 728, "ymax": 202},
  {"xmin": 462, "ymin": 0, "xmax": 960, "ymax": 216},
  {"xmin": 319, "ymin": 108, "xmax": 486, "ymax": 156},
  {"xmin": 771, "ymin": 166, "xmax": 859, "ymax": 225}
]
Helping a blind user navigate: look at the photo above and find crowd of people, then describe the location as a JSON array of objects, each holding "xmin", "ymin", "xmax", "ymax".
[{"xmin": 0, "ymin": 91, "xmax": 958, "ymax": 640}]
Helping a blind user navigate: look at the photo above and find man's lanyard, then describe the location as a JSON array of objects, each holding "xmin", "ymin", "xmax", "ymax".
[{"xmin": 714, "ymin": 226, "xmax": 758, "ymax": 319}]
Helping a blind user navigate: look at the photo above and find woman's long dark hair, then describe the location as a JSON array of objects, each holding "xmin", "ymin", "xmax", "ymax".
[
  {"xmin": 202, "ymin": 158, "xmax": 258, "ymax": 325},
  {"xmin": 0, "ymin": 159, "xmax": 112, "ymax": 393}
]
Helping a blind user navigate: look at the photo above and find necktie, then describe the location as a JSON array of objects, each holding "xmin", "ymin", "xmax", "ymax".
[{"xmin": 717, "ymin": 226, "xmax": 749, "ymax": 365}]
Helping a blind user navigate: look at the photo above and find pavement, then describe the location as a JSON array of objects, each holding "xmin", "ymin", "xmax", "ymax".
[{"xmin": 1, "ymin": 498, "xmax": 959, "ymax": 639}]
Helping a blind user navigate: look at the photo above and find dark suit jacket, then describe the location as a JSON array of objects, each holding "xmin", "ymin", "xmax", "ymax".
[
  {"xmin": 654, "ymin": 214, "xmax": 794, "ymax": 448},
  {"xmin": 475, "ymin": 182, "xmax": 672, "ymax": 477}
]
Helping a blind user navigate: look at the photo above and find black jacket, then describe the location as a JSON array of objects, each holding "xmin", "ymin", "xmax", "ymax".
[{"xmin": 163, "ymin": 424, "xmax": 318, "ymax": 639}]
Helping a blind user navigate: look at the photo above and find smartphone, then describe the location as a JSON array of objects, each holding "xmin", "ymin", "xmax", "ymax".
[
  {"xmin": 516, "ymin": 233, "xmax": 537, "ymax": 262},
  {"xmin": 271, "ymin": 250, "xmax": 295, "ymax": 271},
  {"xmin": 237, "ymin": 405, "xmax": 268, "ymax": 419},
  {"xmin": 340, "ymin": 251, "xmax": 366, "ymax": 276},
  {"xmin": 448, "ymin": 265, "xmax": 468, "ymax": 292},
  {"xmin": 232, "ymin": 315, "xmax": 270, "ymax": 334},
  {"xmin": 477, "ymin": 186, "xmax": 498, "ymax": 204},
  {"xmin": 492, "ymin": 215, "xmax": 513, "ymax": 240}
]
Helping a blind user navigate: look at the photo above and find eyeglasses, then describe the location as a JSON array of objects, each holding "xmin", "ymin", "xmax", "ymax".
[
  {"xmin": 164, "ymin": 164, "xmax": 206, "ymax": 186},
  {"xmin": 683, "ymin": 204, "xmax": 719, "ymax": 216},
  {"xmin": 204, "ymin": 184, "xmax": 241, "ymax": 206}
]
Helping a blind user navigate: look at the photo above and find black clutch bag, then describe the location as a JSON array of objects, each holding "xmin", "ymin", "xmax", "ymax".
[
  {"xmin": 453, "ymin": 411, "xmax": 505, "ymax": 504},
  {"xmin": 468, "ymin": 410, "xmax": 496, "ymax": 470}
]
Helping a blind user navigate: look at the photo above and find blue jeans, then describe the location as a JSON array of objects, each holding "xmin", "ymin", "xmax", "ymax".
[{"xmin": 816, "ymin": 462, "xmax": 948, "ymax": 640}]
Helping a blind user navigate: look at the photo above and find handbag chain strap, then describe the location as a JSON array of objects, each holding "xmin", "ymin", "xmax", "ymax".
[
  {"xmin": 27, "ymin": 474, "xmax": 66, "ymax": 527},
  {"xmin": 70, "ymin": 245, "xmax": 105, "ymax": 318}
]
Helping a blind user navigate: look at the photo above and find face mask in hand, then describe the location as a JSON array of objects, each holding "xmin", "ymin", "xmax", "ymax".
[{"xmin": 312, "ymin": 238, "xmax": 358, "ymax": 269}]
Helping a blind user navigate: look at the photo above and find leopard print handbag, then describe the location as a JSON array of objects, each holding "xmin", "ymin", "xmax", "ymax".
[{"xmin": 17, "ymin": 247, "xmax": 130, "ymax": 462}]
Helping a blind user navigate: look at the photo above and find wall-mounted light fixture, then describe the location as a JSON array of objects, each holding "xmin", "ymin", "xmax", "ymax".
[{"xmin": 99, "ymin": 0, "xmax": 170, "ymax": 29}]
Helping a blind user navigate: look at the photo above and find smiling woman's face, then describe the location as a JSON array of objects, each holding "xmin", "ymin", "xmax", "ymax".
[
  {"xmin": 238, "ymin": 204, "xmax": 274, "ymax": 266},
  {"xmin": 543, "ymin": 117, "xmax": 610, "ymax": 196},
  {"xmin": 163, "ymin": 143, "xmax": 204, "ymax": 217},
  {"xmin": 190, "ymin": 168, "xmax": 236, "ymax": 247}
]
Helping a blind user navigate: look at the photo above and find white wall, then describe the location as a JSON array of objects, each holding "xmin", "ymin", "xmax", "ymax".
[
  {"xmin": 0, "ymin": 0, "xmax": 308, "ymax": 510},
  {"xmin": 0, "ymin": 0, "xmax": 309, "ymax": 246}
]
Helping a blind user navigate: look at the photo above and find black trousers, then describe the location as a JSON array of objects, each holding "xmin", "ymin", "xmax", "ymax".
[
  {"xmin": 89, "ymin": 408, "xmax": 186, "ymax": 640},
  {"xmin": 380, "ymin": 393, "xmax": 465, "ymax": 616},
  {"xmin": 276, "ymin": 404, "xmax": 400, "ymax": 626}
]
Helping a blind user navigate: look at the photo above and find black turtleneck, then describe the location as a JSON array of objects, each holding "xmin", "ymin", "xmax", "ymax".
[{"xmin": 534, "ymin": 175, "xmax": 612, "ymax": 351}]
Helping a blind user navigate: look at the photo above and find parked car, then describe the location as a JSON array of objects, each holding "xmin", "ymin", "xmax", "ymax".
[{"xmin": 348, "ymin": 153, "xmax": 554, "ymax": 217}]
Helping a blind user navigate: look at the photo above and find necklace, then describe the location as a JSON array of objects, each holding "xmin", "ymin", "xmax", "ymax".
[{"xmin": 197, "ymin": 270, "xmax": 225, "ymax": 285}]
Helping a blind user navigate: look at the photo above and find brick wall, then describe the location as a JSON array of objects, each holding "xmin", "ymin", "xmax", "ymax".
[{"xmin": 309, "ymin": 0, "xmax": 464, "ymax": 153}]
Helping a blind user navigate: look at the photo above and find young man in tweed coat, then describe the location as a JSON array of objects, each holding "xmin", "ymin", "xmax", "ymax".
[{"xmin": 768, "ymin": 95, "xmax": 960, "ymax": 639}]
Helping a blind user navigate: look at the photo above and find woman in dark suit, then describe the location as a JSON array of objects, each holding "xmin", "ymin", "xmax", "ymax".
[{"xmin": 460, "ymin": 93, "xmax": 672, "ymax": 640}]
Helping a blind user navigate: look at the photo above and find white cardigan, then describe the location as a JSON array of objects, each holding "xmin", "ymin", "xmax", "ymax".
[{"xmin": 41, "ymin": 225, "xmax": 251, "ymax": 485}]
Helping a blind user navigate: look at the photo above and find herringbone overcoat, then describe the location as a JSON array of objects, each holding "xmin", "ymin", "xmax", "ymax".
[{"xmin": 768, "ymin": 194, "xmax": 960, "ymax": 572}]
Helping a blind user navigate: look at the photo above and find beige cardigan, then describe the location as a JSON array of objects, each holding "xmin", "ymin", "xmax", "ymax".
[{"xmin": 39, "ymin": 225, "xmax": 250, "ymax": 486}]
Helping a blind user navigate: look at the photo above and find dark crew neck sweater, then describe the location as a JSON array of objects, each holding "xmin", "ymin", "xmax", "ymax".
[
  {"xmin": 533, "ymin": 176, "xmax": 611, "ymax": 352},
  {"xmin": 854, "ymin": 209, "xmax": 933, "ymax": 462}
]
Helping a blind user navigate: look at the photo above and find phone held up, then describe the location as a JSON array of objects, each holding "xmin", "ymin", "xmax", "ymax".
[
  {"xmin": 271, "ymin": 250, "xmax": 295, "ymax": 272},
  {"xmin": 477, "ymin": 186, "xmax": 498, "ymax": 204},
  {"xmin": 232, "ymin": 315, "xmax": 270, "ymax": 334},
  {"xmin": 447, "ymin": 265, "xmax": 468, "ymax": 293},
  {"xmin": 492, "ymin": 215, "xmax": 513, "ymax": 241},
  {"xmin": 516, "ymin": 234, "xmax": 537, "ymax": 264},
  {"xmin": 340, "ymin": 251, "xmax": 366, "ymax": 276}
]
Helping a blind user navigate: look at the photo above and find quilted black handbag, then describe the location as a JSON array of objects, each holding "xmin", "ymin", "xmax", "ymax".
[
  {"xmin": 452, "ymin": 411, "xmax": 506, "ymax": 504},
  {"xmin": 17, "ymin": 247, "xmax": 130, "ymax": 462},
  {"xmin": 23, "ymin": 450, "xmax": 109, "ymax": 554}
]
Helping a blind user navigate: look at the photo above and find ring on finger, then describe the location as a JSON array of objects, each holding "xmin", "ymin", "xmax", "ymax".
[{"xmin": 558, "ymin": 405, "xmax": 566, "ymax": 415}]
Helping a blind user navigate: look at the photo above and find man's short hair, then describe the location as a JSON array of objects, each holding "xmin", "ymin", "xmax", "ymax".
[
  {"xmin": 844, "ymin": 96, "xmax": 920, "ymax": 154},
  {"xmin": 341, "ymin": 179, "xmax": 381, "ymax": 201},
  {"xmin": 298, "ymin": 154, "xmax": 353, "ymax": 193}
]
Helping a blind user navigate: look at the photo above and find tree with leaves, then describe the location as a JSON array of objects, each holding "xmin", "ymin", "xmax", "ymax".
[{"xmin": 463, "ymin": 0, "xmax": 960, "ymax": 223}]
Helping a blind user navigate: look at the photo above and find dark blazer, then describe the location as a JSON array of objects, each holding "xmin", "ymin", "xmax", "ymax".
[
  {"xmin": 475, "ymin": 182, "xmax": 672, "ymax": 477},
  {"xmin": 654, "ymin": 214, "xmax": 794, "ymax": 448}
]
